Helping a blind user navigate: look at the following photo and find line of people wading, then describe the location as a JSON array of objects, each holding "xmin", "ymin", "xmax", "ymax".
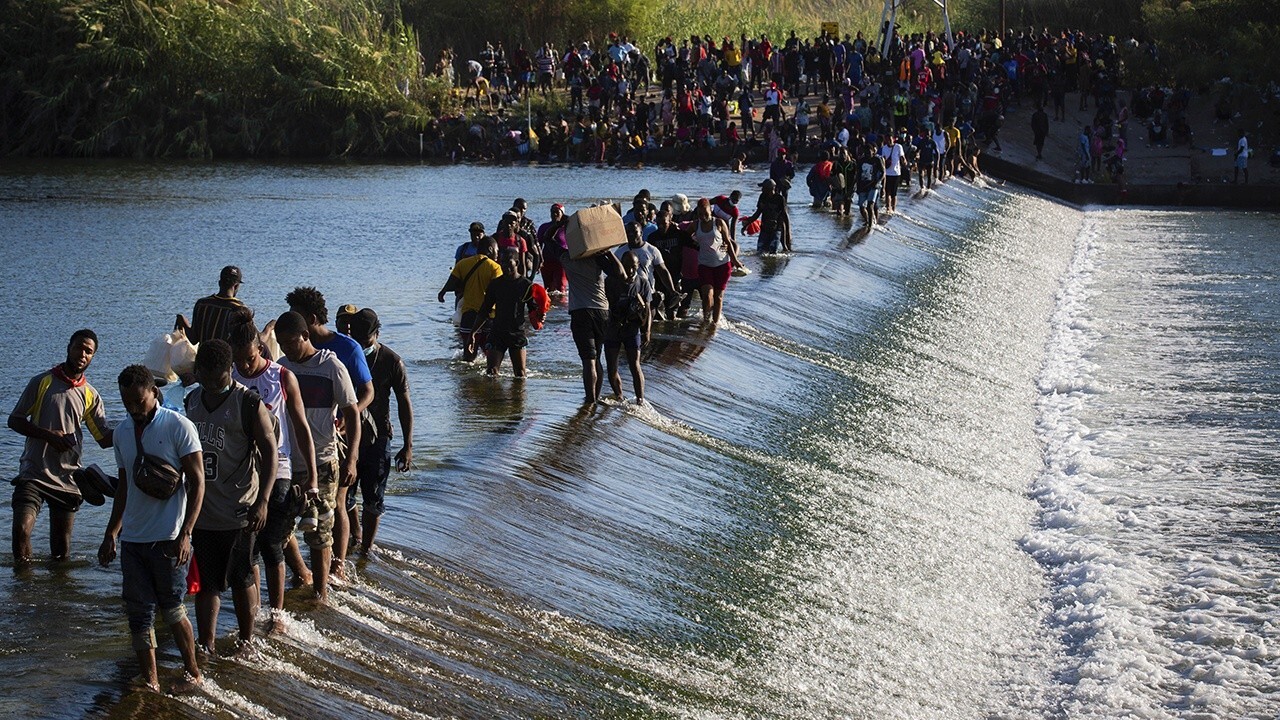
[
  {"xmin": 10, "ymin": 269, "xmax": 413, "ymax": 692},
  {"xmin": 7, "ymin": 183, "xmax": 793, "ymax": 693}
]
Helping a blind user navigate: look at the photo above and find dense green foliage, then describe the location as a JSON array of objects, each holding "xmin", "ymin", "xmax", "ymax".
[
  {"xmin": 1, "ymin": 0, "xmax": 1271, "ymax": 158},
  {"xmin": 0, "ymin": 0, "xmax": 443, "ymax": 157},
  {"xmin": 404, "ymin": 0, "xmax": 928, "ymax": 58}
]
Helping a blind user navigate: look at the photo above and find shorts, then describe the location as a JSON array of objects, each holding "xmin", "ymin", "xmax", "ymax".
[
  {"xmin": 487, "ymin": 329, "xmax": 529, "ymax": 356},
  {"xmin": 191, "ymin": 527, "xmax": 257, "ymax": 593},
  {"xmin": 570, "ymin": 308, "xmax": 608, "ymax": 360},
  {"xmin": 345, "ymin": 437, "xmax": 391, "ymax": 516},
  {"xmin": 256, "ymin": 483, "xmax": 300, "ymax": 566},
  {"xmin": 300, "ymin": 460, "xmax": 339, "ymax": 550},
  {"xmin": 459, "ymin": 310, "xmax": 488, "ymax": 335},
  {"xmin": 858, "ymin": 188, "xmax": 880, "ymax": 207},
  {"xmin": 698, "ymin": 263, "xmax": 731, "ymax": 292},
  {"xmin": 121, "ymin": 540, "xmax": 189, "ymax": 638},
  {"xmin": 681, "ymin": 277, "xmax": 702, "ymax": 294},
  {"xmin": 11, "ymin": 478, "xmax": 81, "ymax": 516},
  {"xmin": 605, "ymin": 323, "xmax": 643, "ymax": 351},
  {"xmin": 757, "ymin": 227, "xmax": 781, "ymax": 254},
  {"xmin": 885, "ymin": 175, "xmax": 901, "ymax": 197},
  {"xmin": 1235, "ymin": 154, "xmax": 1248, "ymax": 169}
]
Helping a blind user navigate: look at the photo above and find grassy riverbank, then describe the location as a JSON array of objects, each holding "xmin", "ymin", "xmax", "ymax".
[
  {"xmin": 2, "ymin": 0, "xmax": 1271, "ymax": 158},
  {"xmin": 1, "ymin": 0, "xmax": 444, "ymax": 157}
]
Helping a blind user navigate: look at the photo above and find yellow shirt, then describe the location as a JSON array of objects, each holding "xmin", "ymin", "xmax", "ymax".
[
  {"xmin": 451, "ymin": 255, "xmax": 502, "ymax": 313},
  {"xmin": 725, "ymin": 48, "xmax": 742, "ymax": 66},
  {"xmin": 944, "ymin": 125, "xmax": 961, "ymax": 150}
]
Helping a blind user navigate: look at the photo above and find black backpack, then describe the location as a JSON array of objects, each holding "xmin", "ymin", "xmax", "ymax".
[{"xmin": 610, "ymin": 278, "xmax": 648, "ymax": 328}]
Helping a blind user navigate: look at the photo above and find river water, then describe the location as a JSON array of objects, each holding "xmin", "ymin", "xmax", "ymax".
[{"xmin": 0, "ymin": 162, "xmax": 1275, "ymax": 719}]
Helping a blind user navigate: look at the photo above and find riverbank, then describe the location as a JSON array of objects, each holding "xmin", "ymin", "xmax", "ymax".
[{"xmin": 973, "ymin": 87, "xmax": 1278, "ymax": 209}]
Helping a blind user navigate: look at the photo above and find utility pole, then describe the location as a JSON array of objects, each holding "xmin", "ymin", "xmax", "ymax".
[{"xmin": 999, "ymin": 0, "xmax": 1006, "ymax": 40}]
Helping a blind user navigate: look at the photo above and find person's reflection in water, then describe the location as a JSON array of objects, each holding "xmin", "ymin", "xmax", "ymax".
[
  {"xmin": 455, "ymin": 374, "xmax": 527, "ymax": 436},
  {"xmin": 756, "ymin": 253, "xmax": 791, "ymax": 279}
]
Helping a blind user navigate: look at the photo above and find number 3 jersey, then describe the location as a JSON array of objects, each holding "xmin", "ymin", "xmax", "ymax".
[{"xmin": 185, "ymin": 384, "xmax": 261, "ymax": 531}]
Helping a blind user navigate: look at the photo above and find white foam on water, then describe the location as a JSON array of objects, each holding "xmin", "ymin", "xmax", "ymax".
[{"xmin": 1027, "ymin": 212, "xmax": 1280, "ymax": 718}]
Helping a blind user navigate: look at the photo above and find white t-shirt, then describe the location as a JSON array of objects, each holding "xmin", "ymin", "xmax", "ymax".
[
  {"xmin": 1237, "ymin": 136, "xmax": 1249, "ymax": 159},
  {"xmin": 881, "ymin": 143, "xmax": 905, "ymax": 177},
  {"xmin": 614, "ymin": 242, "xmax": 665, "ymax": 299},
  {"xmin": 115, "ymin": 406, "xmax": 202, "ymax": 544}
]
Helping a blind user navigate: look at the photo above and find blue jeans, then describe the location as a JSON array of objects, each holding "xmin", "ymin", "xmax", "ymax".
[
  {"xmin": 121, "ymin": 540, "xmax": 188, "ymax": 636},
  {"xmin": 758, "ymin": 227, "xmax": 781, "ymax": 254}
]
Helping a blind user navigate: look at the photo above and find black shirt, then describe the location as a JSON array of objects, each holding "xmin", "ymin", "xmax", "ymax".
[
  {"xmin": 482, "ymin": 275, "xmax": 535, "ymax": 335},
  {"xmin": 364, "ymin": 343, "xmax": 409, "ymax": 444},
  {"xmin": 190, "ymin": 294, "xmax": 247, "ymax": 344}
]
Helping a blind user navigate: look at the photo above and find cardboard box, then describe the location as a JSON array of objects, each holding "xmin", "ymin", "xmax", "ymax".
[{"xmin": 566, "ymin": 203, "xmax": 626, "ymax": 259}]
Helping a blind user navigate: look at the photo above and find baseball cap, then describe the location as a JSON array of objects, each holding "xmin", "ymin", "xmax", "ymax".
[
  {"xmin": 469, "ymin": 221, "xmax": 485, "ymax": 233},
  {"xmin": 337, "ymin": 305, "xmax": 379, "ymax": 335},
  {"xmin": 220, "ymin": 265, "xmax": 243, "ymax": 285}
]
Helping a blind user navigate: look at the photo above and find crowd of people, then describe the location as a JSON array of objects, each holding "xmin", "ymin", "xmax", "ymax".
[
  {"xmin": 422, "ymin": 25, "xmax": 1157, "ymax": 187},
  {"xmin": 10, "ymin": 175, "xmax": 789, "ymax": 691},
  {"xmin": 14, "ymin": 19, "xmax": 1262, "ymax": 699},
  {"xmin": 437, "ymin": 191, "xmax": 769, "ymax": 403},
  {"xmin": 10, "ymin": 269, "xmax": 412, "ymax": 692}
]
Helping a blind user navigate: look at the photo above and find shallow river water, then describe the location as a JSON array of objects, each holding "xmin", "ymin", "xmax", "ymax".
[{"xmin": 0, "ymin": 161, "xmax": 1276, "ymax": 719}]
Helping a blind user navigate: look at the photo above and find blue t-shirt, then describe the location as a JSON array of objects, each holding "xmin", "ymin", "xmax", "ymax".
[
  {"xmin": 115, "ymin": 406, "xmax": 202, "ymax": 543},
  {"xmin": 317, "ymin": 333, "xmax": 372, "ymax": 388}
]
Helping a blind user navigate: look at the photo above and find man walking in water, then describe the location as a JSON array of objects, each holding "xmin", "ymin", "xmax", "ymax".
[
  {"xmin": 186, "ymin": 340, "xmax": 278, "ymax": 655},
  {"xmin": 286, "ymin": 287, "xmax": 372, "ymax": 581},
  {"xmin": 10, "ymin": 329, "xmax": 113, "ymax": 566},
  {"xmin": 742, "ymin": 179, "xmax": 791, "ymax": 254},
  {"xmin": 880, "ymin": 133, "xmax": 906, "ymax": 215},
  {"xmin": 554, "ymin": 235, "xmax": 625, "ymax": 404},
  {"xmin": 183, "ymin": 266, "xmax": 249, "ymax": 345},
  {"xmin": 336, "ymin": 306, "xmax": 413, "ymax": 556},
  {"xmin": 98, "ymin": 366, "xmax": 204, "ymax": 693},
  {"xmin": 273, "ymin": 311, "xmax": 360, "ymax": 604},
  {"xmin": 228, "ymin": 317, "xmax": 316, "ymax": 631}
]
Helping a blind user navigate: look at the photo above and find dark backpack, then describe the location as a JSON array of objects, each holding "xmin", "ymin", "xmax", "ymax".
[{"xmin": 610, "ymin": 278, "xmax": 648, "ymax": 328}]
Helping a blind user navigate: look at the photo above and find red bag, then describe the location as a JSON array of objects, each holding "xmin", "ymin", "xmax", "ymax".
[
  {"xmin": 742, "ymin": 218, "xmax": 762, "ymax": 236},
  {"xmin": 186, "ymin": 556, "xmax": 200, "ymax": 595},
  {"xmin": 528, "ymin": 283, "xmax": 551, "ymax": 330}
]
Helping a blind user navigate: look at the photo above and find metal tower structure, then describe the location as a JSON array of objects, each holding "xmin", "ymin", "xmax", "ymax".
[{"xmin": 878, "ymin": 0, "xmax": 953, "ymax": 58}]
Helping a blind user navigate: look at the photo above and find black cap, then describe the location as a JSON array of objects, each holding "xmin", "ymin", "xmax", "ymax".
[
  {"xmin": 220, "ymin": 265, "xmax": 243, "ymax": 285},
  {"xmin": 337, "ymin": 305, "xmax": 379, "ymax": 335},
  {"xmin": 469, "ymin": 221, "xmax": 485, "ymax": 233}
]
